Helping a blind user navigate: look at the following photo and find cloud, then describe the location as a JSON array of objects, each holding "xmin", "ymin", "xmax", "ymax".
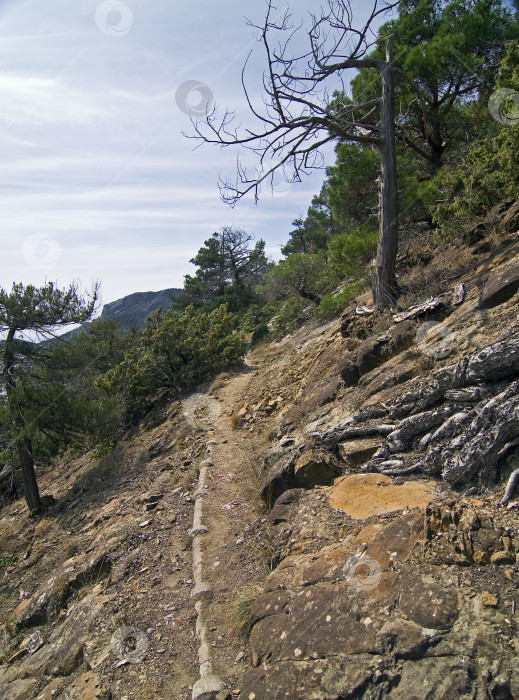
[
  {"xmin": 0, "ymin": 73, "xmax": 110, "ymax": 125},
  {"xmin": 0, "ymin": 0, "xmax": 363, "ymax": 305}
]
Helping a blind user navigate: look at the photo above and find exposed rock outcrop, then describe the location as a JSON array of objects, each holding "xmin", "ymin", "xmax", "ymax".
[
  {"xmin": 241, "ymin": 497, "xmax": 519, "ymax": 699},
  {"xmin": 312, "ymin": 333, "xmax": 519, "ymax": 489}
]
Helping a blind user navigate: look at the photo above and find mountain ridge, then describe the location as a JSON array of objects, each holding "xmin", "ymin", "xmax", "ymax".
[{"xmin": 97, "ymin": 287, "xmax": 182, "ymax": 329}]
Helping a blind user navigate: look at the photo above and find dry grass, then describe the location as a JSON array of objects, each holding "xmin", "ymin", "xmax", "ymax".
[
  {"xmin": 233, "ymin": 584, "xmax": 263, "ymax": 638},
  {"xmin": 283, "ymin": 375, "xmax": 341, "ymax": 428},
  {"xmin": 398, "ymin": 238, "xmax": 473, "ymax": 303},
  {"xmin": 208, "ymin": 372, "xmax": 231, "ymax": 395}
]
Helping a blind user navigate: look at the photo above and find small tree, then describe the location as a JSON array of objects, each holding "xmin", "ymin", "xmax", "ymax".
[
  {"xmin": 281, "ymin": 187, "xmax": 337, "ymax": 256},
  {"xmin": 176, "ymin": 227, "xmax": 271, "ymax": 310},
  {"xmin": 260, "ymin": 253, "xmax": 336, "ymax": 305},
  {"xmin": 190, "ymin": 0, "xmax": 401, "ymax": 308},
  {"xmin": 0, "ymin": 282, "xmax": 99, "ymax": 512}
]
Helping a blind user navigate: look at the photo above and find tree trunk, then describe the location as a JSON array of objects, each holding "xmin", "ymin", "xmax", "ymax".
[
  {"xmin": 2, "ymin": 328, "xmax": 41, "ymax": 512},
  {"xmin": 299, "ymin": 289, "xmax": 321, "ymax": 304},
  {"xmin": 373, "ymin": 43, "xmax": 399, "ymax": 310},
  {"xmin": 17, "ymin": 437, "xmax": 41, "ymax": 512}
]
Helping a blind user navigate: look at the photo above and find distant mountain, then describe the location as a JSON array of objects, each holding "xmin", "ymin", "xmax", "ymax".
[
  {"xmin": 98, "ymin": 288, "xmax": 182, "ymax": 330},
  {"xmin": 0, "ymin": 289, "xmax": 183, "ymax": 389},
  {"xmin": 38, "ymin": 287, "xmax": 183, "ymax": 344}
]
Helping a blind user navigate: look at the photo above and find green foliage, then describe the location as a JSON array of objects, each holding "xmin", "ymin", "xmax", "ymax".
[
  {"xmin": 91, "ymin": 439, "xmax": 117, "ymax": 460},
  {"xmin": 353, "ymin": 0, "xmax": 518, "ymax": 171},
  {"xmin": 98, "ymin": 304, "xmax": 245, "ymax": 423},
  {"xmin": 175, "ymin": 227, "xmax": 271, "ymax": 311},
  {"xmin": 433, "ymin": 41, "xmax": 519, "ymax": 234},
  {"xmin": 239, "ymin": 304, "xmax": 271, "ymax": 333},
  {"xmin": 0, "ymin": 550, "xmax": 14, "ymax": 568},
  {"xmin": 314, "ymin": 283, "xmax": 365, "ymax": 320},
  {"xmin": 16, "ymin": 320, "xmax": 131, "ymax": 460},
  {"xmin": 259, "ymin": 253, "xmax": 339, "ymax": 305},
  {"xmin": 327, "ymin": 226, "xmax": 378, "ymax": 277},
  {"xmin": 0, "ymin": 281, "xmax": 99, "ymax": 335},
  {"xmin": 281, "ymin": 187, "xmax": 336, "ymax": 256},
  {"xmin": 0, "ymin": 281, "xmax": 101, "ymax": 509},
  {"xmin": 251, "ymin": 324, "xmax": 269, "ymax": 345},
  {"xmin": 326, "ymin": 143, "xmax": 380, "ymax": 229},
  {"xmin": 269, "ymin": 297, "xmax": 309, "ymax": 338}
]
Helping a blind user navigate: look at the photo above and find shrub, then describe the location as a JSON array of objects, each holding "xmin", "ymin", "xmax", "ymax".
[
  {"xmin": 98, "ymin": 304, "xmax": 245, "ymax": 423},
  {"xmin": 233, "ymin": 584, "xmax": 262, "ymax": 638},
  {"xmin": 251, "ymin": 324, "xmax": 269, "ymax": 345},
  {"xmin": 314, "ymin": 282, "xmax": 365, "ymax": 319},
  {"xmin": 327, "ymin": 226, "xmax": 378, "ymax": 277},
  {"xmin": 432, "ymin": 41, "xmax": 519, "ymax": 237}
]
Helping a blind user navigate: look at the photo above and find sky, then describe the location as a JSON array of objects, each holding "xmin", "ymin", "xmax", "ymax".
[{"xmin": 0, "ymin": 0, "xmax": 383, "ymax": 309}]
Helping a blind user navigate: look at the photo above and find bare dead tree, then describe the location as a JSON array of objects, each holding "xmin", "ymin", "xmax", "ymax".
[{"xmin": 189, "ymin": 0, "xmax": 400, "ymax": 308}]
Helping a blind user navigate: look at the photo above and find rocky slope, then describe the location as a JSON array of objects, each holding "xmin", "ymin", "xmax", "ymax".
[
  {"xmin": 98, "ymin": 289, "xmax": 182, "ymax": 329},
  {"xmin": 0, "ymin": 221, "xmax": 519, "ymax": 700}
]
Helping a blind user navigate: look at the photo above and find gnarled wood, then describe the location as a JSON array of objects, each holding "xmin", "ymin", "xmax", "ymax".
[{"xmin": 315, "ymin": 334, "xmax": 519, "ymax": 490}]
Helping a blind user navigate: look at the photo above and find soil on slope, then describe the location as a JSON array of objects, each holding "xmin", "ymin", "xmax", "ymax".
[
  {"xmin": 1, "ymin": 226, "xmax": 519, "ymax": 699},
  {"xmin": 0, "ymin": 360, "xmax": 277, "ymax": 699}
]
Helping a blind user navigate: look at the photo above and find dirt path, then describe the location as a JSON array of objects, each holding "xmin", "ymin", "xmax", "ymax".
[
  {"xmin": 0, "ymin": 355, "xmax": 276, "ymax": 700},
  {"xmin": 185, "ymin": 364, "xmax": 273, "ymax": 695}
]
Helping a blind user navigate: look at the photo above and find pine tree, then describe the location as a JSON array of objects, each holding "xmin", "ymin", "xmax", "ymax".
[{"xmin": 0, "ymin": 282, "xmax": 99, "ymax": 512}]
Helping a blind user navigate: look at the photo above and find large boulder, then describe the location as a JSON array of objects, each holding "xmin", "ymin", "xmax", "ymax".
[
  {"xmin": 240, "ymin": 510, "xmax": 465, "ymax": 700},
  {"xmin": 294, "ymin": 450, "xmax": 342, "ymax": 488},
  {"xmin": 480, "ymin": 262, "xmax": 519, "ymax": 309},
  {"xmin": 260, "ymin": 454, "xmax": 298, "ymax": 508}
]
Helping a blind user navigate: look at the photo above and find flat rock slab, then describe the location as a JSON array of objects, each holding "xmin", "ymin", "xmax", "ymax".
[
  {"xmin": 0, "ymin": 678, "xmax": 39, "ymax": 700},
  {"xmin": 239, "ymin": 656, "xmax": 381, "ymax": 700},
  {"xmin": 330, "ymin": 474, "xmax": 438, "ymax": 519}
]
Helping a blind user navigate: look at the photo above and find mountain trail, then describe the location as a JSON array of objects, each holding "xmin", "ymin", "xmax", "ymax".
[{"xmin": 185, "ymin": 358, "xmax": 273, "ymax": 696}]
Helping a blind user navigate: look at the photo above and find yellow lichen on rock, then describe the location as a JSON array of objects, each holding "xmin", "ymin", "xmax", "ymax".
[{"xmin": 330, "ymin": 473, "xmax": 438, "ymax": 519}]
